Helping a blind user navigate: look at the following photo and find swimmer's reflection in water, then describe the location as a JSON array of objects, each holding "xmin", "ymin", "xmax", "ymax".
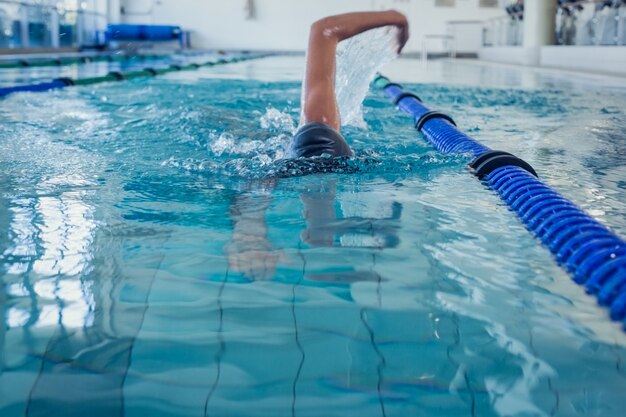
[
  {"xmin": 226, "ymin": 178, "xmax": 402, "ymax": 281},
  {"xmin": 227, "ymin": 10, "xmax": 409, "ymax": 280},
  {"xmin": 225, "ymin": 180, "xmax": 282, "ymax": 280},
  {"xmin": 299, "ymin": 180, "xmax": 402, "ymax": 249}
]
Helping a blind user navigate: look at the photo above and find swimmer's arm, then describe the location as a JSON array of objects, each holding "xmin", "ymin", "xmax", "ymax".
[
  {"xmin": 300, "ymin": 10, "xmax": 409, "ymax": 130},
  {"xmin": 314, "ymin": 11, "xmax": 409, "ymax": 52}
]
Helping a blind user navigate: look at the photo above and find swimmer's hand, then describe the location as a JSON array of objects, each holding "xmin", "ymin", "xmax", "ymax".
[{"xmin": 391, "ymin": 11, "xmax": 409, "ymax": 54}]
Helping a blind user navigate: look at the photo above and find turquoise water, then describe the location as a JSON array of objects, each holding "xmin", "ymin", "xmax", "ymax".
[{"xmin": 1, "ymin": 57, "xmax": 626, "ymax": 416}]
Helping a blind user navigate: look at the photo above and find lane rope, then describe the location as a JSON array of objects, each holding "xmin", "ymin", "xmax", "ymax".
[
  {"xmin": 0, "ymin": 54, "xmax": 269, "ymax": 97},
  {"xmin": 374, "ymin": 74, "xmax": 626, "ymax": 328},
  {"xmin": 0, "ymin": 53, "xmax": 168, "ymax": 70}
]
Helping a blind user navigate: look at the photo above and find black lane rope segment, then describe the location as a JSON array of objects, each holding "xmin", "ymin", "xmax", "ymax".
[
  {"xmin": 470, "ymin": 150, "xmax": 538, "ymax": 179},
  {"xmin": 415, "ymin": 110, "xmax": 457, "ymax": 130}
]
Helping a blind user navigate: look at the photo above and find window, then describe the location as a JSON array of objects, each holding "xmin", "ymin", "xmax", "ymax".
[
  {"xmin": 479, "ymin": 0, "xmax": 498, "ymax": 7},
  {"xmin": 435, "ymin": 0, "xmax": 455, "ymax": 7}
]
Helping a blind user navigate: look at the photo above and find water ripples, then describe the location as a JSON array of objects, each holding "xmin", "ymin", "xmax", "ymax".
[{"xmin": 1, "ymin": 57, "xmax": 626, "ymax": 417}]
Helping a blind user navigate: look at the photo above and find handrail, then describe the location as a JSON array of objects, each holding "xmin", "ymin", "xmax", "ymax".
[{"xmin": 422, "ymin": 34, "xmax": 456, "ymax": 61}]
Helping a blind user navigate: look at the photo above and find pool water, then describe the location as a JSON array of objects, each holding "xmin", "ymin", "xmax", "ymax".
[{"xmin": 1, "ymin": 56, "xmax": 626, "ymax": 416}]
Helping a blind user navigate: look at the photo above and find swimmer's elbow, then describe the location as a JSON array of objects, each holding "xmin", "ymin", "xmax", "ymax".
[
  {"xmin": 310, "ymin": 17, "xmax": 330, "ymax": 33},
  {"xmin": 310, "ymin": 17, "xmax": 340, "ymax": 41}
]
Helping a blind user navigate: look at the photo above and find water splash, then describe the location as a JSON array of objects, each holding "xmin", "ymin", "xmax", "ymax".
[
  {"xmin": 259, "ymin": 107, "xmax": 296, "ymax": 134},
  {"xmin": 335, "ymin": 26, "xmax": 399, "ymax": 127}
]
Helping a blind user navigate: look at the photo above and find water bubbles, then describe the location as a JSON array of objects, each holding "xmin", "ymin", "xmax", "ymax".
[
  {"xmin": 253, "ymin": 153, "xmax": 273, "ymax": 166},
  {"xmin": 259, "ymin": 107, "xmax": 296, "ymax": 134},
  {"xmin": 209, "ymin": 132, "xmax": 236, "ymax": 156}
]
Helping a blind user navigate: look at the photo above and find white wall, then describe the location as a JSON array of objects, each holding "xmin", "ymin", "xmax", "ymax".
[
  {"xmin": 446, "ymin": 21, "xmax": 484, "ymax": 54},
  {"xmin": 478, "ymin": 46, "xmax": 626, "ymax": 76},
  {"xmin": 119, "ymin": 0, "xmax": 506, "ymax": 53},
  {"xmin": 540, "ymin": 46, "xmax": 626, "ymax": 76}
]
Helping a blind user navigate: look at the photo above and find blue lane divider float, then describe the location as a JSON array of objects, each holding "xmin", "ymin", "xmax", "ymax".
[
  {"xmin": 0, "ymin": 79, "xmax": 68, "ymax": 95},
  {"xmin": 374, "ymin": 74, "xmax": 626, "ymax": 328}
]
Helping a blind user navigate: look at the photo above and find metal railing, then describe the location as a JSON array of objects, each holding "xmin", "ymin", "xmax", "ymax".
[
  {"xmin": 483, "ymin": 0, "xmax": 626, "ymax": 46},
  {"xmin": 0, "ymin": 0, "xmax": 106, "ymax": 50},
  {"xmin": 421, "ymin": 34, "xmax": 456, "ymax": 61},
  {"xmin": 483, "ymin": 15, "xmax": 523, "ymax": 46}
]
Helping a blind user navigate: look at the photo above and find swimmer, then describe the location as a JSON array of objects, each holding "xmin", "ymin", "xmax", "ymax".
[
  {"xmin": 227, "ymin": 11, "xmax": 409, "ymax": 280},
  {"xmin": 290, "ymin": 10, "xmax": 409, "ymax": 159}
]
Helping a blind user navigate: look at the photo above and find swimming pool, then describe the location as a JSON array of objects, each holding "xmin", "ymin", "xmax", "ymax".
[{"xmin": 1, "ymin": 55, "xmax": 625, "ymax": 416}]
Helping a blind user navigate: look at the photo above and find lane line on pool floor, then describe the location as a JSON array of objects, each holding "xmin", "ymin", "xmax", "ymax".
[{"xmin": 373, "ymin": 74, "xmax": 626, "ymax": 330}]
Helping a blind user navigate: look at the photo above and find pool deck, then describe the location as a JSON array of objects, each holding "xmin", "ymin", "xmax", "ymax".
[{"xmin": 175, "ymin": 54, "xmax": 626, "ymax": 91}]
